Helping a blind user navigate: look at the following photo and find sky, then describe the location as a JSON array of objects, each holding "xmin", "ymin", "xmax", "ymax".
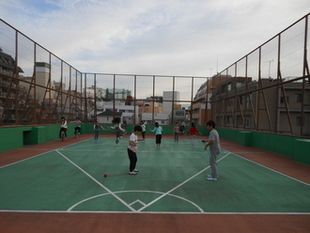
[{"xmin": 0, "ymin": 0, "xmax": 309, "ymax": 77}]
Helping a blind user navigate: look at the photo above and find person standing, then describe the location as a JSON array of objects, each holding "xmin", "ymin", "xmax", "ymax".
[
  {"xmin": 74, "ymin": 118, "xmax": 82, "ymax": 137},
  {"xmin": 173, "ymin": 122, "xmax": 180, "ymax": 142},
  {"xmin": 150, "ymin": 122, "xmax": 163, "ymax": 148},
  {"xmin": 180, "ymin": 120, "xmax": 186, "ymax": 135},
  {"xmin": 127, "ymin": 125, "xmax": 143, "ymax": 175},
  {"xmin": 140, "ymin": 121, "xmax": 146, "ymax": 141},
  {"xmin": 59, "ymin": 117, "xmax": 67, "ymax": 139},
  {"xmin": 94, "ymin": 119, "xmax": 106, "ymax": 142},
  {"xmin": 186, "ymin": 122, "xmax": 202, "ymax": 146},
  {"xmin": 204, "ymin": 120, "xmax": 221, "ymax": 181}
]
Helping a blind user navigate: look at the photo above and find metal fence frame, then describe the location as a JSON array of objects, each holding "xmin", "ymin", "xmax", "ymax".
[
  {"xmin": 211, "ymin": 13, "xmax": 309, "ymax": 137},
  {"xmin": 1, "ymin": 13, "xmax": 309, "ymax": 137}
]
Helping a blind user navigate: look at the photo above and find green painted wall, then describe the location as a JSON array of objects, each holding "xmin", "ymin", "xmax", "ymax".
[
  {"xmin": 216, "ymin": 127, "xmax": 310, "ymax": 165},
  {"xmin": 0, "ymin": 124, "xmax": 208, "ymax": 152},
  {"xmin": 294, "ymin": 139, "xmax": 310, "ymax": 165},
  {"xmin": 0, "ymin": 125, "xmax": 74, "ymax": 153},
  {"xmin": 216, "ymin": 128, "xmax": 298, "ymax": 157},
  {"xmin": 1, "ymin": 125, "xmax": 309, "ymax": 165}
]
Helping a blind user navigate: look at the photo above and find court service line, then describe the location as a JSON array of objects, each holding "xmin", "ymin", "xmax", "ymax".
[
  {"xmin": 231, "ymin": 151, "xmax": 310, "ymax": 186},
  {"xmin": 54, "ymin": 149, "xmax": 136, "ymax": 212},
  {"xmin": 136, "ymin": 152, "xmax": 232, "ymax": 212}
]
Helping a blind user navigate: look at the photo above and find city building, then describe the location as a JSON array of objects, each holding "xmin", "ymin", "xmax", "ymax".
[
  {"xmin": 141, "ymin": 112, "xmax": 170, "ymax": 125},
  {"xmin": 211, "ymin": 77, "xmax": 310, "ymax": 136},
  {"xmin": 191, "ymin": 74, "xmax": 231, "ymax": 126},
  {"xmin": 0, "ymin": 48, "xmax": 23, "ymax": 124},
  {"xmin": 163, "ymin": 91, "xmax": 180, "ymax": 114}
]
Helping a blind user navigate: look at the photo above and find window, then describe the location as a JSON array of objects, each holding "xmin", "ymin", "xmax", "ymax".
[
  {"xmin": 229, "ymin": 99, "xmax": 234, "ymax": 107},
  {"xmin": 237, "ymin": 116, "xmax": 243, "ymax": 125},
  {"xmin": 175, "ymin": 110, "xmax": 185, "ymax": 116},
  {"xmin": 294, "ymin": 93, "xmax": 302, "ymax": 103},
  {"xmin": 221, "ymin": 84, "xmax": 226, "ymax": 93},
  {"xmin": 296, "ymin": 116, "xmax": 304, "ymax": 126},
  {"xmin": 245, "ymin": 119, "xmax": 250, "ymax": 126},
  {"xmin": 227, "ymin": 116, "xmax": 233, "ymax": 124},
  {"xmin": 227, "ymin": 83, "xmax": 232, "ymax": 91},
  {"xmin": 280, "ymin": 96, "xmax": 289, "ymax": 104},
  {"xmin": 236, "ymin": 82, "xmax": 244, "ymax": 88}
]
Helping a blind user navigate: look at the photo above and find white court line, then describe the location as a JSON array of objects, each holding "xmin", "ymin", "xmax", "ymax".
[
  {"xmin": 4, "ymin": 141, "xmax": 309, "ymax": 214},
  {"xmin": 55, "ymin": 149, "xmax": 136, "ymax": 212},
  {"xmin": 0, "ymin": 138, "xmax": 90, "ymax": 169},
  {"xmin": 1, "ymin": 209, "xmax": 310, "ymax": 215},
  {"xmin": 229, "ymin": 151, "xmax": 310, "ymax": 187},
  {"xmin": 136, "ymin": 152, "xmax": 232, "ymax": 212},
  {"xmin": 68, "ymin": 190, "xmax": 204, "ymax": 212}
]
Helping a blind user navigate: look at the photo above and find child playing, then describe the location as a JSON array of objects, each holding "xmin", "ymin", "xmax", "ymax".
[
  {"xmin": 186, "ymin": 122, "xmax": 202, "ymax": 146},
  {"xmin": 74, "ymin": 118, "xmax": 82, "ymax": 137},
  {"xmin": 140, "ymin": 121, "xmax": 146, "ymax": 141},
  {"xmin": 94, "ymin": 119, "xmax": 106, "ymax": 142},
  {"xmin": 110, "ymin": 117, "xmax": 125, "ymax": 144},
  {"xmin": 180, "ymin": 120, "xmax": 186, "ymax": 135},
  {"xmin": 204, "ymin": 120, "xmax": 221, "ymax": 181},
  {"xmin": 127, "ymin": 125, "xmax": 143, "ymax": 175},
  {"xmin": 173, "ymin": 122, "xmax": 180, "ymax": 141},
  {"xmin": 150, "ymin": 122, "xmax": 163, "ymax": 148},
  {"xmin": 59, "ymin": 117, "xmax": 67, "ymax": 139}
]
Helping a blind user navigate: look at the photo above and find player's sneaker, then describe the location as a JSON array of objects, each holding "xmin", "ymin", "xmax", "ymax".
[
  {"xmin": 206, "ymin": 177, "xmax": 217, "ymax": 181},
  {"xmin": 128, "ymin": 171, "xmax": 137, "ymax": 175},
  {"xmin": 134, "ymin": 169, "xmax": 139, "ymax": 172}
]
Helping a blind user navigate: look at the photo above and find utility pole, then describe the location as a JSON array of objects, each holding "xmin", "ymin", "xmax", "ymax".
[{"xmin": 265, "ymin": 59, "xmax": 274, "ymax": 78}]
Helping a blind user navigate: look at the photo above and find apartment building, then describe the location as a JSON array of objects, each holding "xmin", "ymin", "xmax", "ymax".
[
  {"xmin": 191, "ymin": 74, "xmax": 231, "ymax": 126},
  {"xmin": 0, "ymin": 49, "xmax": 23, "ymax": 124},
  {"xmin": 211, "ymin": 77, "xmax": 310, "ymax": 136}
]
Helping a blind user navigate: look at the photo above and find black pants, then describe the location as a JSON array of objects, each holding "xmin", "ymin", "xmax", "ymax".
[
  {"xmin": 156, "ymin": 134, "xmax": 162, "ymax": 144},
  {"xmin": 127, "ymin": 149, "xmax": 137, "ymax": 172},
  {"xmin": 74, "ymin": 127, "xmax": 81, "ymax": 135},
  {"xmin": 59, "ymin": 128, "xmax": 67, "ymax": 138}
]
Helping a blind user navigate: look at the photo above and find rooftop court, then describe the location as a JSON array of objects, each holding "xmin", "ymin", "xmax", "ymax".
[{"xmin": 0, "ymin": 133, "xmax": 309, "ymax": 233}]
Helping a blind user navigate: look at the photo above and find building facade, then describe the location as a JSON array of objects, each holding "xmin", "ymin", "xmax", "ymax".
[{"xmin": 211, "ymin": 77, "xmax": 310, "ymax": 136}]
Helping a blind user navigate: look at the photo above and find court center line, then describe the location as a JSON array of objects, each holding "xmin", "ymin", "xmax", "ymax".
[
  {"xmin": 55, "ymin": 149, "xmax": 136, "ymax": 212},
  {"xmin": 137, "ymin": 152, "xmax": 231, "ymax": 212}
]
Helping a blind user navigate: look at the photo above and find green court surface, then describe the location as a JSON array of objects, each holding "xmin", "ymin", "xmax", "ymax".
[{"xmin": 1, "ymin": 138, "xmax": 310, "ymax": 213}]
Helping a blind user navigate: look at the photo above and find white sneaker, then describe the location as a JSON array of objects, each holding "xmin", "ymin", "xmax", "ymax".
[
  {"xmin": 128, "ymin": 171, "xmax": 137, "ymax": 175},
  {"xmin": 207, "ymin": 177, "xmax": 217, "ymax": 181}
]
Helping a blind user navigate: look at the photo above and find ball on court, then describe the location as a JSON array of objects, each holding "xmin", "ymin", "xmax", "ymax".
[{"xmin": 103, "ymin": 174, "xmax": 108, "ymax": 177}]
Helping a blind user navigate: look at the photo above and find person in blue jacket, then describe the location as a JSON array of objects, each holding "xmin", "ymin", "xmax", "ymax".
[{"xmin": 150, "ymin": 122, "xmax": 163, "ymax": 148}]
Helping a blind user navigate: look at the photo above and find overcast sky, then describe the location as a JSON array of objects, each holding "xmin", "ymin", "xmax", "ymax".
[{"xmin": 0, "ymin": 0, "xmax": 309, "ymax": 77}]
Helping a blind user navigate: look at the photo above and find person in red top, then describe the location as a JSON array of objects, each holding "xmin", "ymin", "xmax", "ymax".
[{"xmin": 186, "ymin": 122, "xmax": 202, "ymax": 146}]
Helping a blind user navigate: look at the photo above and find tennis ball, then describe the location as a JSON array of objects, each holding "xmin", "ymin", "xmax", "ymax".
[{"xmin": 103, "ymin": 174, "xmax": 108, "ymax": 177}]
